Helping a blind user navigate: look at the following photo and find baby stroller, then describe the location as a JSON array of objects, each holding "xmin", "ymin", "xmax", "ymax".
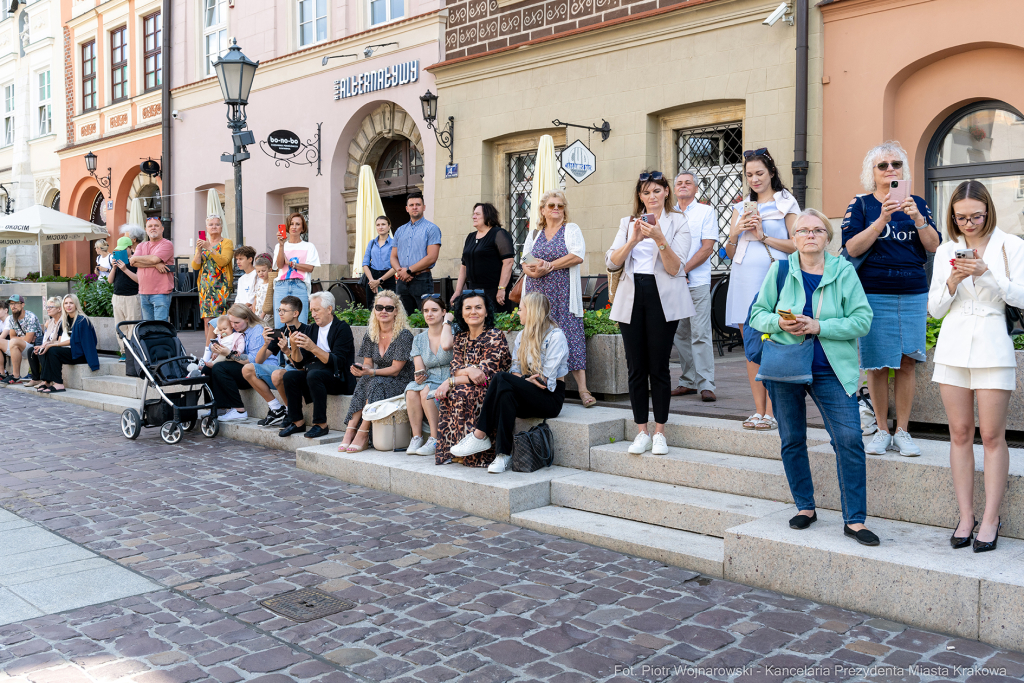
[{"xmin": 117, "ymin": 320, "xmax": 219, "ymax": 444}]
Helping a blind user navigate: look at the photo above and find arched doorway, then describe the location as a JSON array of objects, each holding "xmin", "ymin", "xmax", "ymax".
[
  {"xmin": 926, "ymin": 101, "xmax": 1024, "ymax": 237},
  {"xmin": 376, "ymin": 137, "xmax": 424, "ymax": 228},
  {"xmin": 90, "ymin": 192, "xmax": 106, "ymax": 226}
]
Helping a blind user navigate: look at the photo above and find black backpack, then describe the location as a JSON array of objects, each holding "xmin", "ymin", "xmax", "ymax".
[{"xmin": 510, "ymin": 421, "xmax": 555, "ymax": 472}]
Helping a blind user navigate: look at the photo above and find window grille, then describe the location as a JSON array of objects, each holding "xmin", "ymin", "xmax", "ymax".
[{"xmin": 507, "ymin": 149, "xmax": 566, "ymax": 264}]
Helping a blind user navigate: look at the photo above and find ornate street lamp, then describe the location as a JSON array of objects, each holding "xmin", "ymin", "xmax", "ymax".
[
  {"xmin": 212, "ymin": 40, "xmax": 259, "ymax": 245},
  {"xmin": 83, "ymin": 151, "xmax": 112, "ymax": 191},
  {"xmin": 420, "ymin": 90, "xmax": 454, "ymax": 165}
]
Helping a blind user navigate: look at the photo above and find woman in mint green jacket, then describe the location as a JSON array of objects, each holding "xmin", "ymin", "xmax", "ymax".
[{"xmin": 749, "ymin": 209, "xmax": 879, "ymax": 546}]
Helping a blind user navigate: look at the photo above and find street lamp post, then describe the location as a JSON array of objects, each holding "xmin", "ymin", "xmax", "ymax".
[{"xmin": 212, "ymin": 39, "xmax": 259, "ymax": 246}]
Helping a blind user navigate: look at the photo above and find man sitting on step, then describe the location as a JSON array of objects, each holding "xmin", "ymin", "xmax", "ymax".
[{"xmin": 245, "ymin": 295, "xmax": 303, "ymax": 428}]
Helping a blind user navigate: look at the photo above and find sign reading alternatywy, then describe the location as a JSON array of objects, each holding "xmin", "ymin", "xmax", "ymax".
[{"xmin": 334, "ymin": 60, "xmax": 419, "ymax": 100}]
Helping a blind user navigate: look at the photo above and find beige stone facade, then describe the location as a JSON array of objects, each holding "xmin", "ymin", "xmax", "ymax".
[{"xmin": 429, "ymin": 0, "xmax": 824, "ymax": 279}]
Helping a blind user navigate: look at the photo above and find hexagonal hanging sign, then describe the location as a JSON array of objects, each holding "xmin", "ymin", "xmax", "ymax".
[{"xmin": 560, "ymin": 140, "xmax": 597, "ymax": 183}]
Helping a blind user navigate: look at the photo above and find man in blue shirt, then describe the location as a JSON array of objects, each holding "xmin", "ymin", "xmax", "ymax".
[{"xmin": 390, "ymin": 192, "xmax": 442, "ymax": 313}]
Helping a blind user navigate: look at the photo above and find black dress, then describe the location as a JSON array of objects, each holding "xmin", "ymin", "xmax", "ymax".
[{"xmin": 462, "ymin": 227, "xmax": 515, "ymax": 313}]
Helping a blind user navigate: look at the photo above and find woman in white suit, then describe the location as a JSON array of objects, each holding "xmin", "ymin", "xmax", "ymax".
[
  {"xmin": 606, "ymin": 171, "xmax": 695, "ymax": 455},
  {"xmin": 929, "ymin": 180, "xmax": 1024, "ymax": 553}
]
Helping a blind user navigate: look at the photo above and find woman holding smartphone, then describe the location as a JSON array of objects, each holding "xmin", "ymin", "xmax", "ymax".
[
  {"xmin": 606, "ymin": 171, "xmax": 695, "ymax": 456},
  {"xmin": 192, "ymin": 215, "xmax": 235, "ymax": 346},
  {"xmin": 842, "ymin": 141, "xmax": 940, "ymax": 457},
  {"xmin": 273, "ymin": 213, "xmax": 320, "ymax": 327},
  {"xmin": 724, "ymin": 148, "xmax": 799, "ymax": 431},
  {"xmin": 404, "ymin": 294, "xmax": 454, "ymax": 457},
  {"xmin": 362, "ymin": 216, "xmax": 396, "ymax": 309},
  {"xmin": 929, "ymin": 181, "xmax": 1024, "ymax": 552}
]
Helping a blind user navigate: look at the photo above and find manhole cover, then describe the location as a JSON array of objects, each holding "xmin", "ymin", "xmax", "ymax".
[{"xmin": 259, "ymin": 588, "xmax": 356, "ymax": 622}]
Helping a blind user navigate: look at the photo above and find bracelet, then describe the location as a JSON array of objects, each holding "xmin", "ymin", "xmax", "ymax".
[{"xmin": 449, "ymin": 377, "xmax": 455, "ymax": 388}]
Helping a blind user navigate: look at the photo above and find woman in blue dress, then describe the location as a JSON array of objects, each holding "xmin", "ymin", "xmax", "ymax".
[{"xmin": 724, "ymin": 148, "xmax": 799, "ymax": 431}]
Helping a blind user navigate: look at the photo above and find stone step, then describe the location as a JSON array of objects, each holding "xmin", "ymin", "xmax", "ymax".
[
  {"xmin": 658, "ymin": 413, "xmax": 832, "ymax": 461},
  {"xmin": 550, "ymin": 471, "xmax": 791, "ymax": 537},
  {"xmin": 81, "ymin": 375, "xmax": 143, "ymax": 399},
  {"xmin": 511, "ymin": 506, "xmax": 724, "ymax": 578},
  {"xmin": 725, "ymin": 508, "xmax": 1024, "ymax": 650},
  {"xmin": 296, "ymin": 444, "xmax": 576, "ymax": 523}
]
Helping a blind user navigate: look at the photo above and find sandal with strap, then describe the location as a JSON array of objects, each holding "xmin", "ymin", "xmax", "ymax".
[
  {"xmin": 743, "ymin": 413, "xmax": 763, "ymax": 430},
  {"xmin": 337, "ymin": 426, "xmax": 359, "ymax": 452},
  {"xmin": 580, "ymin": 391, "xmax": 598, "ymax": 409},
  {"xmin": 755, "ymin": 415, "xmax": 778, "ymax": 431},
  {"xmin": 346, "ymin": 429, "xmax": 371, "ymax": 453}
]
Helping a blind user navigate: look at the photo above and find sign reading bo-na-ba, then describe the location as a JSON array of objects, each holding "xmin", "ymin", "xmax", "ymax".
[{"xmin": 334, "ymin": 60, "xmax": 419, "ymax": 100}]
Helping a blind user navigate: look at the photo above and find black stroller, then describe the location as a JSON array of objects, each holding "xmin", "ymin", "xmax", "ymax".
[{"xmin": 117, "ymin": 320, "xmax": 219, "ymax": 444}]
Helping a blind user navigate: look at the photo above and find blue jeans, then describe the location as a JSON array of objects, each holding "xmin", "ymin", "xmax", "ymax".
[
  {"xmin": 140, "ymin": 293, "xmax": 171, "ymax": 322},
  {"xmin": 765, "ymin": 370, "xmax": 868, "ymax": 524},
  {"xmin": 274, "ymin": 278, "xmax": 309, "ymax": 327}
]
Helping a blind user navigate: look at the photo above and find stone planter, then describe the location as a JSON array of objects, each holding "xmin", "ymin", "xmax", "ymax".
[{"xmin": 91, "ymin": 317, "xmax": 120, "ymax": 353}]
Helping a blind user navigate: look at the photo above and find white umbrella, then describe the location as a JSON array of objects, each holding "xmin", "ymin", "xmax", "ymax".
[
  {"xmin": 527, "ymin": 134, "xmax": 560, "ymax": 253},
  {"xmin": 128, "ymin": 197, "xmax": 146, "ymax": 227},
  {"xmin": 0, "ymin": 204, "xmax": 109, "ymax": 274},
  {"xmin": 206, "ymin": 189, "xmax": 225, "ymax": 222},
  {"xmin": 353, "ymin": 165, "xmax": 386, "ymax": 277}
]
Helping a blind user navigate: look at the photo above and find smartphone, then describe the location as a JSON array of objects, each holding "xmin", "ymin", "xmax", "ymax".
[
  {"xmin": 522, "ymin": 252, "xmax": 538, "ymax": 265},
  {"xmin": 889, "ymin": 179, "xmax": 910, "ymax": 206},
  {"xmin": 778, "ymin": 309, "xmax": 797, "ymax": 321},
  {"xmin": 742, "ymin": 200, "xmax": 759, "ymax": 216},
  {"xmin": 199, "ymin": 230, "xmax": 207, "ymax": 242},
  {"xmin": 268, "ymin": 329, "xmax": 286, "ymax": 342},
  {"xmin": 278, "ymin": 224, "xmax": 287, "ymax": 240},
  {"xmin": 639, "ymin": 213, "xmax": 656, "ymax": 224},
  {"xmin": 954, "ymin": 249, "xmax": 977, "ymax": 260}
]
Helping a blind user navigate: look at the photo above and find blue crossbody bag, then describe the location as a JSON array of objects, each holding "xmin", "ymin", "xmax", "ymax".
[
  {"xmin": 742, "ymin": 261, "xmax": 789, "ymax": 365},
  {"xmin": 755, "ymin": 276, "xmax": 825, "ymax": 385}
]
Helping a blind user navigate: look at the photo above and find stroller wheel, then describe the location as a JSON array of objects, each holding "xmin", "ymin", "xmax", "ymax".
[
  {"xmin": 160, "ymin": 421, "xmax": 183, "ymax": 445},
  {"xmin": 121, "ymin": 409, "xmax": 142, "ymax": 440},
  {"xmin": 181, "ymin": 419, "xmax": 196, "ymax": 432},
  {"xmin": 201, "ymin": 416, "xmax": 220, "ymax": 438}
]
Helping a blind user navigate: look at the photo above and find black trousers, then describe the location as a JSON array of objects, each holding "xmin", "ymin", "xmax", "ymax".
[
  {"xmin": 27, "ymin": 346, "xmax": 42, "ymax": 380},
  {"xmin": 283, "ymin": 367, "xmax": 352, "ymax": 425},
  {"xmin": 475, "ymin": 373, "xmax": 565, "ymax": 456},
  {"xmin": 39, "ymin": 347, "xmax": 85, "ymax": 384},
  {"xmin": 364, "ymin": 268, "xmax": 396, "ymax": 309},
  {"xmin": 205, "ymin": 361, "xmax": 251, "ymax": 410},
  {"xmin": 467, "ymin": 282, "xmax": 513, "ymax": 315},
  {"xmin": 396, "ymin": 272, "xmax": 433, "ymax": 314},
  {"xmin": 618, "ymin": 274, "xmax": 677, "ymax": 425}
]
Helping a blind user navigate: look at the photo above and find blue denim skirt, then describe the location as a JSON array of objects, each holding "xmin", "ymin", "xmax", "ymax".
[{"xmin": 859, "ymin": 292, "xmax": 927, "ymax": 370}]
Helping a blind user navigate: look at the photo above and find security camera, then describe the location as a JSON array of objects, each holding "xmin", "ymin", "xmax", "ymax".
[
  {"xmin": 763, "ymin": 2, "xmax": 792, "ymax": 26},
  {"xmin": 363, "ymin": 47, "xmax": 373, "ymax": 58},
  {"xmin": 171, "ymin": 110, "xmax": 181, "ymax": 120}
]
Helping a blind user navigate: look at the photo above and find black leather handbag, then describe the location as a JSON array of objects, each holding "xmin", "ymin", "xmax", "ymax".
[
  {"xmin": 1001, "ymin": 245, "xmax": 1024, "ymax": 336},
  {"xmin": 510, "ymin": 421, "xmax": 555, "ymax": 473}
]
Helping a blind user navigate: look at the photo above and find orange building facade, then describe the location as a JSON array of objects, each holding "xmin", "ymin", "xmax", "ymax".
[
  {"xmin": 820, "ymin": 0, "xmax": 1024, "ymax": 238},
  {"xmin": 56, "ymin": 0, "xmax": 163, "ymax": 276}
]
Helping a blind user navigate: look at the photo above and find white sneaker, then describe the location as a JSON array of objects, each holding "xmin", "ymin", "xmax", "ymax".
[
  {"xmin": 865, "ymin": 431, "xmax": 891, "ymax": 455},
  {"xmin": 652, "ymin": 433, "xmax": 668, "ymax": 455},
  {"xmin": 407, "ymin": 435, "xmax": 425, "ymax": 454},
  {"xmin": 451, "ymin": 432, "xmax": 492, "ymax": 457},
  {"xmin": 416, "ymin": 437, "xmax": 437, "ymax": 456},
  {"xmin": 891, "ymin": 429, "xmax": 921, "ymax": 457},
  {"xmin": 488, "ymin": 454, "xmax": 512, "ymax": 473},
  {"xmin": 628, "ymin": 432, "xmax": 653, "ymax": 455},
  {"xmin": 219, "ymin": 409, "xmax": 248, "ymax": 422}
]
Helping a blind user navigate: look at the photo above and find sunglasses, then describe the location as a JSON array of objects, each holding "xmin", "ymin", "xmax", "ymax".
[
  {"xmin": 638, "ymin": 172, "xmax": 664, "ymax": 182},
  {"xmin": 743, "ymin": 148, "xmax": 772, "ymax": 160},
  {"xmin": 420, "ymin": 293, "xmax": 442, "ymax": 300},
  {"xmin": 462, "ymin": 289, "xmax": 486, "ymax": 296},
  {"xmin": 876, "ymin": 161, "xmax": 904, "ymax": 171},
  {"xmin": 545, "ymin": 203, "xmax": 565, "ymax": 210},
  {"xmin": 374, "ymin": 305, "xmax": 396, "ymax": 312}
]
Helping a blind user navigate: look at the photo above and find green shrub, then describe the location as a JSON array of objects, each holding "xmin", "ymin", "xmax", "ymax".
[
  {"xmin": 407, "ymin": 310, "xmax": 427, "ymax": 328},
  {"xmin": 335, "ymin": 301, "xmax": 370, "ymax": 326},
  {"xmin": 925, "ymin": 316, "xmax": 944, "ymax": 349},
  {"xmin": 493, "ymin": 307, "xmax": 619, "ymax": 339},
  {"xmin": 72, "ymin": 274, "xmax": 114, "ymax": 317}
]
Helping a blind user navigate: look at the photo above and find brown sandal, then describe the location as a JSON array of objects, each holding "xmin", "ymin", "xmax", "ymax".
[{"xmin": 580, "ymin": 391, "xmax": 598, "ymax": 408}]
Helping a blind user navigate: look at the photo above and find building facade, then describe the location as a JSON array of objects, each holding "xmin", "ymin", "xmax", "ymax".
[
  {"xmin": 427, "ymin": 0, "xmax": 824, "ymax": 279},
  {"xmin": 0, "ymin": 0, "xmax": 64, "ymax": 277},
  {"xmin": 168, "ymin": 0, "xmax": 446, "ymax": 280},
  {"xmin": 821, "ymin": 0, "xmax": 1024, "ymax": 239},
  {"xmin": 57, "ymin": 0, "xmax": 164, "ymax": 276}
]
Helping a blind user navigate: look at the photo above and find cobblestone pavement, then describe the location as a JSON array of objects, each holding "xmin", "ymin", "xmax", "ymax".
[{"xmin": 0, "ymin": 390, "xmax": 1020, "ymax": 683}]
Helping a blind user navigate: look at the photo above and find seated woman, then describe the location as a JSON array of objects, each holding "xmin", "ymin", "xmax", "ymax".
[
  {"xmin": 38, "ymin": 294, "xmax": 100, "ymax": 393},
  {"xmin": 202, "ymin": 304, "xmax": 267, "ymax": 421},
  {"xmin": 434, "ymin": 291, "xmax": 512, "ymax": 467},
  {"xmin": 452, "ymin": 292, "xmax": 568, "ymax": 473},
  {"xmin": 26, "ymin": 297, "xmax": 66, "ymax": 388},
  {"xmin": 336, "ymin": 290, "xmax": 415, "ymax": 452},
  {"xmin": 405, "ymin": 294, "xmax": 454, "ymax": 457},
  {"xmin": 279, "ymin": 291, "xmax": 356, "ymax": 439}
]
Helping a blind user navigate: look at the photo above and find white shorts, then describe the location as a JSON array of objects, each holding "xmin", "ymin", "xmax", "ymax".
[{"xmin": 933, "ymin": 363, "xmax": 1016, "ymax": 391}]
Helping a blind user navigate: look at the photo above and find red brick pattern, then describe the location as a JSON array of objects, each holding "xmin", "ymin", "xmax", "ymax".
[
  {"xmin": 63, "ymin": 25, "xmax": 74, "ymax": 144},
  {"xmin": 444, "ymin": 0, "xmax": 693, "ymax": 58}
]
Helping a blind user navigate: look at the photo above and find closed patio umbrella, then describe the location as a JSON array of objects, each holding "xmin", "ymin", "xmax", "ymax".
[
  {"xmin": 128, "ymin": 197, "xmax": 146, "ymax": 227},
  {"xmin": 206, "ymin": 188, "xmax": 225, "ymax": 222},
  {"xmin": 353, "ymin": 165, "xmax": 386, "ymax": 277},
  {"xmin": 527, "ymin": 134, "xmax": 560, "ymax": 255},
  {"xmin": 0, "ymin": 204, "xmax": 109, "ymax": 274}
]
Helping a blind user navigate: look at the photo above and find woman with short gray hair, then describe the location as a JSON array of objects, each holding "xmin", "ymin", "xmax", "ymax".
[
  {"xmin": 841, "ymin": 141, "xmax": 941, "ymax": 457},
  {"xmin": 120, "ymin": 224, "xmax": 146, "ymax": 244}
]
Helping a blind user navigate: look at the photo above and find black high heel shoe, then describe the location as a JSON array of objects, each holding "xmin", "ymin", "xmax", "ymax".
[
  {"xmin": 973, "ymin": 517, "xmax": 1001, "ymax": 553},
  {"xmin": 949, "ymin": 515, "xmax": 977, "ymax": 549}
]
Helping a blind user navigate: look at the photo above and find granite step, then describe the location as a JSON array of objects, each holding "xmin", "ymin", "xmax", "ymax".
[
  {"xmin": 657, "ymin": 413, "xmax": 832, "ymax": 460},
  {"xmin": 511, "ymin": 506, "xmax": 724, "ymax": 578},
  {"xmin": 551, "ymin": 470, "xmax": 790, "ymax": 537},
  {"xmin": 725, "ymin": 508, "xmax": 1024, "ymax": 650},
  {"xmin": 81, "ymin": 375, "xmax": 144, "ymax": 399}
]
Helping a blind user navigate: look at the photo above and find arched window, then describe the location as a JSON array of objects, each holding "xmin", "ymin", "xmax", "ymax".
[{"xmin": 927, "ymin": 101, "xmax": 1024, "ymax": 238}]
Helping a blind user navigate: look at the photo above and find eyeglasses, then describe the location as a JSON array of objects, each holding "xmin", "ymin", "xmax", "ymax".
[
  {"xmin": 794, "ymin": 228, "xmax": 829, "ymax": 237},
  {"xmin": 420, "ymin": 293, "xmax": 441, "ymax": 300},
  {"xmin": 638, "ymin": 172, "xmax": 664, "ymax": 182},
  {"xmin": 876, "ymin": 160, "xmax": 904, "ymax": 171},
  {"xmin": 276, "ymin": 307, "xmax": 295, "ymax": 313},
  {"xmin": 743, "ymin": 147, "xmax": 772, "ymax": 160},
  {"xmin": 374, "ymin": 305, "xmax": 396, "ymax": 312},
  {"xmin": 545, "ymin": 203, "xmax": 565, "ymax": 210},
  {"xmin": 954, "ymin": 213, "xmax": 987, "ymax": 226},
  {"xmin": 44, "ymin": 305, "xmax": 57, "ymax": 309}
]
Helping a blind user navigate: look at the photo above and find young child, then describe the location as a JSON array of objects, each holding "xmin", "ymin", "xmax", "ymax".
[{"xmin": 204, "ymin": 316, "xmax": 245, "ymax": 365}]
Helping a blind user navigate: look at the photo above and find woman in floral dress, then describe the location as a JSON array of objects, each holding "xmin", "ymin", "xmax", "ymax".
[
  {"xmin": 192, "ymin": 215, "xmax": 234, "ymax": 346},
  {"xmin": 523, "ymin": 190, "xmax": 594, "ymax": 406},
  {"xmin": 434, "ymin": 292, "xmax": 512, "ymax": 466}
]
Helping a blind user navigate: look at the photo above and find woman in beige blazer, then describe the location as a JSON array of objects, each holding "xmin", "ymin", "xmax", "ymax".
[{"xmin": 606, "ymin": 171, "xmax": 695, "ymax": 456}]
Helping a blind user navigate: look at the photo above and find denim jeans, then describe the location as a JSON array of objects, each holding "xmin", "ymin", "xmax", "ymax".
[
  {"xmin": 139, "ymin": 293, "xmax": 171, "ymax": 322},
  {"xmin": 765, "ymin": 370, "xmax": 868, "ymax": 524},
  {"xmin": 396, "ymin": 272, "xmax": 433, "ymax": 315},
  {"xmin": 274, "ymin": 278, "xmax": 309, "ymax": 327}
]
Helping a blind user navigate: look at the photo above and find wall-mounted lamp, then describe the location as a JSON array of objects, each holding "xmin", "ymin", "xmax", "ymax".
[
  {"xmin": 420, "ymin": 89, "xmax": 454, "ymax": 166},
  {"xmin": 363, "ymin": 42, "xmax": 398, "ymax": 58},
  {"xmin": 322, "ymin": 53, "xmax": 358, "ymax": 66},
  {"xmin": 84, "ymin": 151, "xmax": 112, "ymax": 191}
]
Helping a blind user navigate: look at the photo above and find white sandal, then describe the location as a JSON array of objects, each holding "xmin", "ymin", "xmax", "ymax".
[
  {"xmin": 743, "ymin": 413, "xmax": 763, "ymax": 430},
  {"xmin": 755, "ymin": 415, "xmax": 778, "ymax": 431}
]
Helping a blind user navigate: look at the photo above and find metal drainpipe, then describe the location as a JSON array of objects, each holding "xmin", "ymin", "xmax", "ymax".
[
  {"xmin": 792, "ymin": 0, "xmax": 809, "ymax": 208},
  {"xmin": 161, "ymin": 0, "xmax": 172, "ymax": 239}
]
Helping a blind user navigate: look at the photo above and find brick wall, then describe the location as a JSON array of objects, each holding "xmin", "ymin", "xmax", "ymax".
[
  {"xmin": 445, "ymin": 0, "xmax": 693, "ymax": 58},
  {"xmin": 63, "ymin": 25, "xmax": 74, "ymax": 145}
]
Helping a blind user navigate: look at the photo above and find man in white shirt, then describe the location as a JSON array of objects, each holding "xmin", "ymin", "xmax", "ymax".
[
  {"xmin": 234, "ymin": 246, "xmax": 258, "ymax": 310},
  {"xmin": 671, "ymin": 172, "xmax": 718, "ymax": 401}
]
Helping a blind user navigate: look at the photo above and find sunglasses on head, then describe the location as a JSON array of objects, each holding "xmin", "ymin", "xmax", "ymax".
[
  {"xmin": 421, "ymin": 293, "xmax": 441, "ymax": 300},
  {"xmin": 374, "ymin": 305, "xmax": 396, "ymax": 312},
  {"xmin": 743, "ymin": 148, "xmax": 772, "ymax": 160},
  {"xmin": 638, "ymin": 172, "xmax": 664, "ymax": 182},
  {"xmin": 462, "ymin": 289, "xmax": 486, "ymax": 296},
  {"xmin": 876, "ymin": 160, "xmax": 904, "ymax": 171}
]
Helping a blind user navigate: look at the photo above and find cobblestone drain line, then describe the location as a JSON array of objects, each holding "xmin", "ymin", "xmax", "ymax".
[{"xmin": 0, "ymin": 389, "xmax": 1021, "ymax": 683}]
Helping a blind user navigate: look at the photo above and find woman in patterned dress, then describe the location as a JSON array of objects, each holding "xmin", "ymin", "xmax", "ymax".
[
  {"xmin": 339, "ymin": 290, "xmax": 416, "ymax": 453},
  {"xmin": 523, "ymin": 190, "xmax": 594, "ymax": 407},
  {"xmin": 434, "ymin": 291, "xmax": 512, "ymax": 466},
  {"xmin": 192, "ymin": 215, "xmax": 234, "ymax": 346}
]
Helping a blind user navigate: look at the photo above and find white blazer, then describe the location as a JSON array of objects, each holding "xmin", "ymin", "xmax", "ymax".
[
  {"xmin": 605, "ymin": 210, "xmax": 696, "ymax": 324},
  {"xmin": 928, "ymin": 227, "xmax": 1024, "ymax": 369}
]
